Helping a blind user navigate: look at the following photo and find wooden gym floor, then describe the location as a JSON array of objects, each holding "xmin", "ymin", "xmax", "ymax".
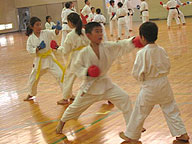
[{"xmin": 0, "ymin": 18, "xmax": 192, "ymax": 144}]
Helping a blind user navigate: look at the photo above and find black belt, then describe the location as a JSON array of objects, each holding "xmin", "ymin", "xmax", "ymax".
[
  {"xmin": 118, "ymin": 16, "xmax": 125, "ymax": 19},
  {"xmin": 128, "ymin": 9, "xmax": 134, "ymax": 16},
  {"xmin": 170, "ymin": 7, "xmax": 176, "ymax": 9},
  {"xmin": 169, "ymin": 7, "xmax": 180, "ymax": 15},
  {"xmin": 63, "ymin": 22, "xmax": 68, "ymax": 24},
  {"xmin": 141, "ymin": 9, "xmax": 148, "ymax": 15}
]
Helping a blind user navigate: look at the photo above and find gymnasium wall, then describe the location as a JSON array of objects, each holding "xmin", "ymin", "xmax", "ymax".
[{"xmin": 0, "ymin": 0, "xmax": 18, "ymax": 34}]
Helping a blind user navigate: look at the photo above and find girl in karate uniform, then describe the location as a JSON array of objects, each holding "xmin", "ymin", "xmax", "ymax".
[
  {"xmin": 45, "ymin": 16, "xmax": 56, "ymax": 30},
  {"xmin": 24, "ymin": 17, "xmax": 63, "ymax": 101},
  {"xmin": 56, "ymin": 13, "xmax": 90, "ymax": 105},
  {"xmin": 140, "ymin": 0, "xmax": 149, "ymax": 23}
]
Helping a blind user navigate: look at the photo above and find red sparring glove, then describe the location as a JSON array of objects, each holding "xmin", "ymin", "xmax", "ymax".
[
  {"xmin": 85, "ymin": 15, "xmax": 89, "ymax": 19},
  {"xmin": 87, "ymin": 65, "xmax": 100, "ymax": 77},
  {"xmin": 183, "ymin": 2, "xmax": 187, "ymax": 5},
  {"xmin": 160, "ymin": 1, "xmax": 163, "ymax": 5},
  {"xmin": 176, "ymin": 5, "xmax": 180, "ymax": 8},
  {"xmin": 112, "ymin": 12, "xmax": 115, "ymax": 16},
  {"xmin": 167, "ymin": 7, "xmax": 170, "ymax": 10},
  {"xmin": 132, "ymin": 36, "xmax": 144, "ymax": 48},
  {"xmin": 50, "ymin": 40, "xmax": 59, "ymax": 49}
]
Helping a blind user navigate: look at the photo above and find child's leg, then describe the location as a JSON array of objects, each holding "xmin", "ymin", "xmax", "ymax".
[
  {"xmin": 56, "ymin": 92, "xmax": 100, "ymax": 133},
  {"xmin": 124, "ymin": 96, "xmax": 154, "ymax": 140},
  {"xmin": 160, "ymin": 100, "xmax": 188, "ymax": 139},
  {"xmin": 57, "ymin": 73, "xmax": 76, "ymax": 105},
  {"xmin": 110, "ymin": 20, "xmax": 113, "ymax": 36},
  {"xmin": 118, "ymin": 21, "xmax": 122, "ymax": 39},
  {"xmin": 124, "ymin": 21, "xmax": 130, "ymax": 38},
  {"xmin": 167, "ymin": 12, "xmax": 173, "ymax": 28},
  {"xmin": 174, "ymin": 15, "xmax": 181, "ymax": 26},
  {"xmin": 178, "ymin": 10, "xmax": 186, "ymax": 24},
  {"xmin": 106, "ymin": 84, "xmax": 133, "ymax": 125},
  {"xmin": 129, "ymin": 15, "xmax": 133, "ymax": 31},
  {"xmin": 25, "ymin": 68, "xmax": 46, "ymax": 101}
]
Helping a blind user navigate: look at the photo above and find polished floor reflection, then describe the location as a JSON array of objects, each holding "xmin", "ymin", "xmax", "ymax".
[{"xmin": 0, "ymin": 19, "xmax": 192, "ymax": 144}]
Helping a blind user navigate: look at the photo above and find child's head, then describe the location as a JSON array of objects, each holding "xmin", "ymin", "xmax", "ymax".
[
  {"xmin": 91, "ymin": 7, "xmax": 95, "ymax": 13},
  {"xmin": 139, "ymin": 22, "xmax": 158, "ymax": 44},
  {"xmin": 109, "ymin": 0, "xmax": 115, "ymax": 6},
  {"xmin": 85, "ymin": 0, "xmax": 90, "ymax": 5},
  {"xmin": 96, "ymin": 8, "xmax": 101, "ymax": 14},
  {"xmin": 117, "ymin": 2, "xmax": 123, "ymax": 8},
  {"xmin": 65, "ymin": 2, "xmax": 71, "ymax": 9},
  {"xmin": 69, "ymin": 1, "xmax": 74, "ymax": 7},
  {"xmin": 26, "ymin": 17, "xmax": 41, "ymax": 36},
  {"xmin": 67, "ymin": 13, "xmax": 83, "ymax": 36},
  {"xmin": 46, "ymin": 16, "xmax": 52, "ymax": 23},
  {"xmin": 85, "ymin": 22, "xmax": 103, "ymax": 44}
]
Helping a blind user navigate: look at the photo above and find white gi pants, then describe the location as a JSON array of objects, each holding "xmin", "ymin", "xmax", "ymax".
[
  {"xmin": 28, "ymin": 60, "xmax": 63, "ymax": 96},
  {"xmin": 62, "ymin": 72, "xmax": 76, "ymax": 99},
  {"xmin": 142, "ymin": 16, "xmax": 149, "ymax": 23},
  {"xmin": 178, "ymin": 9, "xmax": 186, "ymax": 24},
  {"xmin": 167, "ymin": 9, "xmax": 180, "ymax": 26},
  {"xmin": 118, "ymin": 17, "xmax": 129, "ymax": 39},
  {"xmin": 109, "ymin": 20, "xmax": 117, "ymax": 35},
  {"xmin": 61, "ymin": 84, "xmax": 133, "ymax": 125},
  {"xmin": 125, "ymin": 100, "xmax": 187, "ymax": 140},
  {"xmin": 126, "ymin": 15, "xmax": 133, "ymax": 30}
]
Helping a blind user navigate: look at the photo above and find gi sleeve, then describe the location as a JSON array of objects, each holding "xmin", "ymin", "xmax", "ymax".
[{"xmin": 26, "ymin": 37, "xmax": 37, "ymax": 54}]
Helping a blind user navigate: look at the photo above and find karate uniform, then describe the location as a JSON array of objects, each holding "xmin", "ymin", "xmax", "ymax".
[
  {"xmin": 45, "ymin": 22, "xmax": 56, "ymax": 30},
  {"xmin": 57, "ymin": 29, "xmax": 90, "ymax": 100},
  {"xmin": 124, "ymin": 44, "xmax": 187, "ymax": 140},
  {"xmin": 108, "ymin": 5, "xmax": 117, "ymax": 36},
  {"xmin": 60, "ymin": 38, "xmax": 137, "ymax": 125},
  {"xmin": 116, "ymin": 7, "xmax": 129, "ymax": 39},
  {"xmin": 175, "ymin": 0, "xmax": 186, "ymax": 24},
  {"xmin": 81, "ymin": 4, "xmax": 91, "ymax": 18},
  {"xmin": 166, "ymin": 0, "xmax": 181, "ymax": 27},
  {"xmin": 87, "ymin": 12, "xmax": 96, "ymax": 23},
  {"xmin": 27, "ymin": 30, "xmax": 63, "ymax": 96},
  {"xmin": 61, "ymin": 8, "xmax": 74, "ymax": 46},
  {"xmin": 140, "ymin": 1, "xmax": 149, "ymax": 23},
  {"xmin": 93, "ymin": 14, "xmax": 108, "ymax": 41},
  {"xmin": 124, "ymin": 0, "xmax": 134, "ymax": 31}
]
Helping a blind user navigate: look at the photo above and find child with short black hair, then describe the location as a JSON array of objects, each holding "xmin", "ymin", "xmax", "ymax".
[
  {"xmin": 119, "ymin": 21, "xmax": 189, "ymax": 143},
  {"xmin": 87, "ymin": 7, "xmax": 96, "ymax": 22},
  {"xmin": 56, "ymin": 22, "xmax": 143, "ymax": 134},
  {"xmin": 93, "ymin": 8, "xmax": 108, "ymax": 41}
]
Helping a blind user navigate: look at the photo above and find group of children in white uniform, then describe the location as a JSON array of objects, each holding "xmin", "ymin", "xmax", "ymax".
[{"xmin": 23, "ymin": 0, "xmax": 190, "ymax": 143}]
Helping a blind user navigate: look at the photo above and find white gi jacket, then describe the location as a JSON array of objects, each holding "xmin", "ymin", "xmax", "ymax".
[
  {"xmin": 87, "ymin": 13, "xmax": 96, "ymax": 22},
  {"xmin": 81, "ymin": 4, "xmax": 91, "ymax": 17},
  {"xmin": 108, "ymin": 5, "xmax": 117, "ymax": 20},
  {"xmin": 61, "ymin": 8, "xmax": 74, "ymax": 31},
  {"xmin": 132, "ymin": 44, "xmax": 174, "ymax": 105},
  {"xmin": 124, "ymin": 0, "xmax": 134, "ymax": 14},
  {"xmin": 58, "ymin": 29, "xmax": 90, "ymax": 71},
  {"xmin": 72, "ymin": 38, "xmax": 136, "ymax": 95},
  {"xmin": 26, "ymin": 30, "xmax": 57, "ymax": 70},
  {"xmin": 45, "ymin": 22, "xmax": 56, "ymax": 30},
  {"xmin": 140, "ymin": 1, "xmax": 149, "ymax": 16}
]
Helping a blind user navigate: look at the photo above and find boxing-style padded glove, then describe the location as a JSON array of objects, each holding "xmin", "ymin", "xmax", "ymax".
[
  {"xmin": 38, "ymin": 41, "xmax": 46, "ymax": 50},
  {"xmin": 160, "ymin": 2, "xmax": 163, "ymax": 5},
  {"xmin": 176, "ymin": 5, "xmax": 180, "ymax": 8},
  {"xmin": 52, "ymin": 25, "xmax": 56, "ymax": 29},
  {"xmin": 56, "ymin": 21, "xmax": 62, "ymax": 30},
  {"xmin": 132, "ymin": 36, "xmax": 144, "ymax": 48},
  {"xmin": 50, "ymin": 40, "xmax": 59, "ymax": 50},
  {"xmin": 87, "ymin": 65, "xmax": 100, "ymax": 77}
]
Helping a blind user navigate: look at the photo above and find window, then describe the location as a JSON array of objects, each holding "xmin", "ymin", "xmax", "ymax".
[{"xmin": 0, "ymin": 23, "xmax": 13, "ymax": 30}]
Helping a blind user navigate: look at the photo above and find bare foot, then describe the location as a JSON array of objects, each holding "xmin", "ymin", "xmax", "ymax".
[
  {"xmin": 127, "ymin": 36, "xmax": 131, "ymax": 39},
  {"xmin": 183, "ymin": 23, "xmax": 186, "ymax": 26},
  {"xmin": 168, "ymin": 26, "xmax": 170, "ymax": 29},
  {"xmin": 118, "ymin": 37, "xmax": 121, "ymax": 40},
  {"xmin": 119, "ymin": 132, "xmax": 142, "ymax": 144},
  {"xmin": 110, "ymin": 34, "xmax": 113, "ymax": 37},
  {"xmin": 56, "ymin": 121, "xmax": 65, "ymax": 134},
  {"xmin": 57, "ymin": 99, "xmax": 69, "ymax": 105},
  {"xmin": 129, "ymin": 30, "xmax": 133, "ymax": 32},
  {"xmin": 23, "ymin": 95, "xmax": 34, "ymax": 101},
  {"xmin": 176, "ymin": 133, "xmax": 189, "ymax": 142}
]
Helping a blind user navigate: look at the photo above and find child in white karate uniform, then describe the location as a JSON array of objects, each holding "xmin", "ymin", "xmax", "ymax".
[
  {"xmin": 56, "ymin": 22, "xmax": 143, "ymax": 134},
  {"xmin": 116, "ymin": 2, "xmax": 130, "ymax": 40},
  {"xmin": 87, "ymin": 7, "xmax": 96, "ymax": 23},
  {"xmin": 119, "ymin": 22, "xmax": 189, "ymax": 143},
  {"xmin": 81, "ymin": 0, "xmax": 92, "ymax": 23},
  {"xmin": 93, "ymin": 8, "xmax": 108, "ymax": 41},
  {"xmin": 61, "ymin": 2, "xmax": 74, "ymax": 46},
  {"xmin": 175, "ymin": 0, "xmax": 186, "ymax": 25},
  {"xmin": 56, "ymin": 13, "xmax": 90, "ymax": 105},
  {"xmin": 24, "ymin": 17, "xmax": 63, "ymax": 101},
  {"xmin": 108, "ymin": 0, "xmax": 117, "ymax": 37},
  {"xmin": 140, "ymin": 0, "xmax": 149, "ymax": 23},
  {"xmin": 124, "ymin": 0, "xmax": 134, "ymax": 32},
  {"xmin": 45, "ymin": 16, "xmax": 56, "ymax": 30}
]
